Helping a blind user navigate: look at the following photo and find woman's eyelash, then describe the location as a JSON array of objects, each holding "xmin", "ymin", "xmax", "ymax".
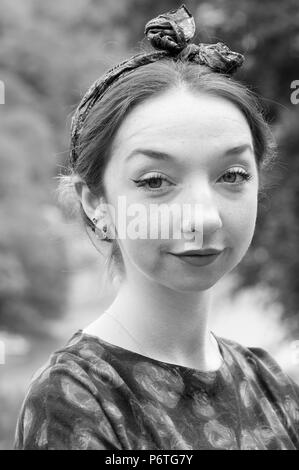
[
  {"xmin": 131, "ymin": 173, "xmax": 171, "ymax": 191},
  {"xmin": 220, "ymin": 168, "xmax": 252, "ymax": 184},
  {"xmin": 131, "ymin": 168, "xmax": 252, "ymax": 192}
]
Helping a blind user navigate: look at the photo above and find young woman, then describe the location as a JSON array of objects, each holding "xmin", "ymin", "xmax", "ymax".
[{"xmin": 14, "ymin": 5, "xmax": 299, "ymax": 450}]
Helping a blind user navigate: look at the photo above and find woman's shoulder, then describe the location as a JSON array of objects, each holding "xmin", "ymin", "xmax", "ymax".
[
  {"xmin": 216, "ymin": 334, "xmax": 299, "ymax": 399},
  {"xmin": 217, "ymin": 334, "xmax": 289, "ymax": 371},
  {"xmin": 21, "ymin": 330, "xmax": 117, "ymax": 394},
  {"xmin": 13, "ymin": 330, "xmax": 124, "ymax": 450},
  {"xmin": 17, "ymin": 327, "xmax": 128, "ymax": 408}
]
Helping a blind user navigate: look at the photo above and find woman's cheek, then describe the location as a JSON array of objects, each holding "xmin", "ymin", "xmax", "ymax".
[
  {"xmin": 119, "ymin": 237, "xmax": 164, "ymax": 277},
  {"xmin": 228, "ymin": 200, "xmax": 257, "ymax": 259}
]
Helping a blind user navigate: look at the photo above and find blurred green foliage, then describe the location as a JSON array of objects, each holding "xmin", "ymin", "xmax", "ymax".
[{"xmin": 0, "ymin": 0, "xmax": 298, "ymax": 336}]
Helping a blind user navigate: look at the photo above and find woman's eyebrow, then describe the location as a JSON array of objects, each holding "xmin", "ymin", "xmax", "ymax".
[
  {"xmin": 125, "ymin": 148, "xmax": 174, "ymax": 162},
  {"xmin": 125, "ymin": 144, "xmax": 253, "ymax": 163}
]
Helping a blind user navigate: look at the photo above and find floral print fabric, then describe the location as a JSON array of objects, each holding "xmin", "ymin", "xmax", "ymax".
[{"xmin": 14, "ymin": 329, "xmax": 299, "ymax": 450}]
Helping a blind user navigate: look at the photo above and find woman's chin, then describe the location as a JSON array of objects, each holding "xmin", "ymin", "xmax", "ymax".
[
  {"xmin": 160, "ymin": 271, "xmax": 225, "ymax": 292},
  {"xmin": 158, "ymin": 250, "xmax": 229, "ymax": 291}
]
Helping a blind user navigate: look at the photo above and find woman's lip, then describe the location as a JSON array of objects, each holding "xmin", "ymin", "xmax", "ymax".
[
  {"xmin": 169, "ymin": 252, "xmax": 222, "ymax": 266},
  {"xmin": 173, "ymin": 250, "xmax": 222, "ymax": 256}
]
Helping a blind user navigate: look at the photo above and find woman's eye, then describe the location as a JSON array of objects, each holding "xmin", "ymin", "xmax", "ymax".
[
  {"xmin": 131, "ymin": 173, "xmax": 173, "ymax": 192},
  {"xmin": 219, "ymin": 168, "xmax": 252, "ymax": 185},
  {"xmin": 131, "ymin": 168, "xmax": 252, "ymax": 192}
]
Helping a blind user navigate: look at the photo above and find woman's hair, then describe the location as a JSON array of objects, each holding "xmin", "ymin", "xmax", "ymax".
[{"xmin": 56, "ymin": 58, "xmax": 277, "ymax": 287}]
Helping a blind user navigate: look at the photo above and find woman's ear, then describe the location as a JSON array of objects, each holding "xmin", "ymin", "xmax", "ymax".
[{"xmin": 72, "ymin": 175, "xmax": 101, "ymax": 222}]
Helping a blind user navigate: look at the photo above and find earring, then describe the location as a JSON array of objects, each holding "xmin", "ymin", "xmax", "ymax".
[
  {"xmin": 100, "ymin": 224, "xmax": 108, "ymax": 239},
  {"xmin": 92, "ymin": 217, "xmax": 98, "ymax": 233},
  {"xmin": 93, "ymin": 218, "xmax": 109, "ymax": 240}
]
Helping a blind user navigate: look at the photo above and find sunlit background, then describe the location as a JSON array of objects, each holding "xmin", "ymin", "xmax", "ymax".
[{"xmin": 0, "ymin": 0, "xmax": 299, "ymax": 450}]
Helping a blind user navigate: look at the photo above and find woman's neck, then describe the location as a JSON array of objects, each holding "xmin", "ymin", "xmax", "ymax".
[{"xmin": 103, "ymin": 272, "xmax": 221, "ymax": 371}]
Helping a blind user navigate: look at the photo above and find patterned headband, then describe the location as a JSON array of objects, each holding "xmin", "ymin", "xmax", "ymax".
[{"xmin": 69, "ymin": 4, "xmax": 244, "ymax": 168}]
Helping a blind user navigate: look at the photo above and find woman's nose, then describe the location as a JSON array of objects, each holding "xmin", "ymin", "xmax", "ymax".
[
  {"xmin": 183, "ymin": 183, "xmax": 223, "ymax": 237},
  {"xmin": 201, "ymin": 201, "xmax": 223, "ymax": 237}
]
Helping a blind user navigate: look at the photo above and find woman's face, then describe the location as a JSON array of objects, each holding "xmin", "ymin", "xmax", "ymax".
[{"xmin": 103, "ymin": 88, "xmax": 259, "ymax": 291}]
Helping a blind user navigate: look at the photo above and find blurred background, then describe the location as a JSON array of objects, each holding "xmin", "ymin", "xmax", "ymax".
[{"xmin": 0, "ymin": 0, "xmax": 299, "ymax": 449}]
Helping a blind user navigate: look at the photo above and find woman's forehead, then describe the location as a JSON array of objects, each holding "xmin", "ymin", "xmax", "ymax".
[{"xmin": 111, "ymin": 90, "xmax": 253, "ymax": 157}]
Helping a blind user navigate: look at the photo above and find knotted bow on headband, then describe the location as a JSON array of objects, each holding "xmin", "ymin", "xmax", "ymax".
[{"xmin": 70, "ymin": 4, "xmax": 244, "ymax": 168}]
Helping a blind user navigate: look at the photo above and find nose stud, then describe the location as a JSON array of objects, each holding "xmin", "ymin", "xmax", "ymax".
[{"xmin": 182, "ymin": 219, "xmax": 196, "ymax": 234}]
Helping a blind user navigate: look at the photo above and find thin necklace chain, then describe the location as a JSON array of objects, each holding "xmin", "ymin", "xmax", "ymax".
[
  {"xmin": 104, "ymin": 312, "xmax": 241, "ymax": 444},
  {"xmin": 104, "ymin": 310, "xmax": 151, "ymax": 358},
  {"xmin": 104, "ymin": 311, "xmax": 222, "ymax": 370}
]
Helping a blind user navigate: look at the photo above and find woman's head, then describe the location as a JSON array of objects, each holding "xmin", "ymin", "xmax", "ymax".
[{"xmin": 59, "ymin": 59, "xmax": 276, "ymax": 291}]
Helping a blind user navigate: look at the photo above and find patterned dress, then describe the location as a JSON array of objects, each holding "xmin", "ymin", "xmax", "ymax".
[{"xmin": 13, "ymin": 329, "xmax": 299, "ymax": 450}]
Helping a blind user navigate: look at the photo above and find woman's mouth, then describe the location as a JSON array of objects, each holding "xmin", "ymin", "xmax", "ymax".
[{"xmin": 169, "ymin": 249, "xmax": 223, "ymax": 266}]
